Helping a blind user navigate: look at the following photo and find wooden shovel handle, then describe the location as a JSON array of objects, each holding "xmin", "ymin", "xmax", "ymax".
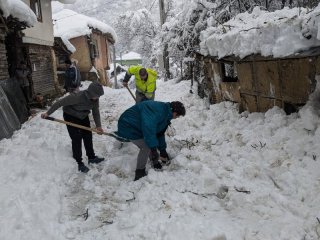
[{"xmin": 125, "ymin": 85, "xmax": 136, "ymax": 102}]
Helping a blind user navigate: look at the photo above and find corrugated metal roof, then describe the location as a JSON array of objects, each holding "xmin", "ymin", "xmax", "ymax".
[{"xmin": 0, "ymin": 85, "xmax": 20, "ymax": 140}]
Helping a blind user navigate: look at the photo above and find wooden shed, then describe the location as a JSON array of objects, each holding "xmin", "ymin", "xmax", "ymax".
[{"xmin": 196, "ymin": 47, "xmax": 320, "ymax": 114}]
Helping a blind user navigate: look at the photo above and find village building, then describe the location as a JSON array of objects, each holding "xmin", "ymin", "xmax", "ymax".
[
  {"xmin": 20, "ymin": 0, "xmax": 56, "ymax": 96},
  {"xmin": 0, "ymin": 0, "xmax": 38, "ymax": 139},
  {"xmin": 116, "ymin": 51, "xmax": 142, "ymax": 66},
  {"xmin": 197, "ymin": 6, "xmax": 320, "ymax": 114},
  {"xmin": 0, "ymin": 0, "xmax": 75, "ymax": 140},
  {"xmin": 8, "ymin": 0, "xmax": 76, "ymax": 98},
  {"xmin": 53, "ymin": 9, "xmax": 117, "ymax": 86},
  {"xmin": 53, "ymin": 36, "xmax": 71, "ymax": 89}
]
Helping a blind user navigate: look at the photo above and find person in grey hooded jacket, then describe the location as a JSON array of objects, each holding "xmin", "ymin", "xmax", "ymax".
[{"xmin": 41, "ymin": 81, "xmax": 105, "ymax": 173}]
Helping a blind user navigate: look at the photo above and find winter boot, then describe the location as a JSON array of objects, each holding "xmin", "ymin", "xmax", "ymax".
[
  {"xmin": 88, "ymin": 156, "xmax": 105, "ymax": 164},
  {"xmin": 134, "ymin": 168, "xmax": 147, "ymax": 181},
  {"xmin": 78, "ymin": 162, "xmax": 89, "ymax": 173}
]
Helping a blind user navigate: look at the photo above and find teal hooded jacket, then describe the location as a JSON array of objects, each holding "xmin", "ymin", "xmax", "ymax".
[{"xmin": 116, "ymin": 101, "xmax": 172, "ymax": 150}]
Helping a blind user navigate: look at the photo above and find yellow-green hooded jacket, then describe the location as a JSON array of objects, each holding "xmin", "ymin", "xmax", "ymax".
[{"xmin": 128, "ymin": 65, "xmax": 157, "ymax": 99}]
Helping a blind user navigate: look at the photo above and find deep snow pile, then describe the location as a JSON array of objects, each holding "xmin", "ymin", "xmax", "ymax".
[
  {"xmin": 1, "ymin": 79, "xmax": 320, "ymax": 239},
  {"xmin": 200, "ymin": 5, "xmax": 320, "ymax": 59}
]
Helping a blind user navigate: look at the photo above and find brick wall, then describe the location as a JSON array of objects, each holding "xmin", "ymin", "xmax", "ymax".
[{"xmin": 27, "ymin": 44, "xmax": 55, "ymax": 95}]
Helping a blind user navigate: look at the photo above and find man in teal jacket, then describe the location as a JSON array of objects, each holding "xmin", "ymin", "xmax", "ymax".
[{"xmin": 116, "ymin": 101, "xmax": 186, "ymax": 180}]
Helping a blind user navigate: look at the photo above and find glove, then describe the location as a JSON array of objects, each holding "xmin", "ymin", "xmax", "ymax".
[
  {"xmin": 150, "ymin": 148, "xmax": 159, "ymax": 162},
  {"xmin": 150, "ymin": 148, "xmax": 162, "ymax": 170},
  {"xmin": 123, "ymin": 72, "xmax": 131, "ymax": 83}
]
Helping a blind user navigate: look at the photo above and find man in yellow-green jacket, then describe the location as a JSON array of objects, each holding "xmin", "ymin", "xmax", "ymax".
[{"xmin": 122, "ymin": 65, "xmax": 157, "ymax": 103}]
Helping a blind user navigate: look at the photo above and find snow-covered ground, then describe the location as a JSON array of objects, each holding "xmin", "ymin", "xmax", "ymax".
[{"xmin": 1, "ymin": 79, "xmax": 320, "ymax": 240}]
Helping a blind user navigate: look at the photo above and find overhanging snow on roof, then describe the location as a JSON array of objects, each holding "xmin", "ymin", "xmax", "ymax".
[
  {"xmin": 0, "ymin": 0, "xmax": 37, "ymax": 27},
  {"xmin": 116, "ymin": 51, "xmax": 141, "ymax": 61},
  {"xmin": 53, "ymin": 9, "xmax": 117, "ymax": 52},
  {"xmin": 200, "ymin": 5, "xmax": 320, "ymax": 60}
]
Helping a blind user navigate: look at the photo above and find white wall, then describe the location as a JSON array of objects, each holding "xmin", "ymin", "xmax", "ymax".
[{"xmin": 22, "ymin": 0, "xmax": 54, "ymax": 46}]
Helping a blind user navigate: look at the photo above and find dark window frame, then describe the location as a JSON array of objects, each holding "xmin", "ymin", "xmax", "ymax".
[
  {"xmin": 58, "ymin": 56, "xmax": 66, "ymax": 65},
  {"xmin": 30, "ymin": 0, "xmax": 42, "ymax": 22},
  {"xmin": 89, "ymin": 39, "xmax": 99, "ymax": 59},
  {"xmin": 220, "ymin": 61, "xmax": 238, "ymax": 82}
]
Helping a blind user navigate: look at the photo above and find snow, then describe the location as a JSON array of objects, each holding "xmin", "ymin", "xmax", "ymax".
[
  {"xmin": 1, "ymin": 77, "xmax": 320, "ymax": 239},
  {"xmin": 116, "ymin": 51, "xmax": 142, "ymax": 60},
  {"xmin": 55, "ymin": 0, "xmax": 77, "ymax": 4},
  {"xmin": 108, "ymin": 63, "xmax": 127, "ymax": 74},
  {"xmin": 53, "ymin": 9, "xmax": 117, "ymax": 53},
  {"xmin": 200, "ymin": 5, "xmax": 320, "ymax": 59},
  {"xmin": 0, "ymin": 0, "xmax": 37, "ymax": 27}
]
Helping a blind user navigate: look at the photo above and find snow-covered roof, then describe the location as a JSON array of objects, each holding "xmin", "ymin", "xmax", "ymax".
[
  {"xmin": 0, "ymin": 0, "xmax": 37, "ymax": 27},
  {"xmin": 53, "ymin": 9, "xmax": 117, "ymax": 53},
  {"xmin": 116, "ymin": 51, "xmax": 142, "ymax": 60},
  {"xmin": 200, "ymin": 5, "xmax": 320, "ymax": 59}
]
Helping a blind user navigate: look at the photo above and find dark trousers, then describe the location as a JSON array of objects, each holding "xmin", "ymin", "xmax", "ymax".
[{"xmin": 63, "ymin": 112, "xmax": 95, "ymax": 163}]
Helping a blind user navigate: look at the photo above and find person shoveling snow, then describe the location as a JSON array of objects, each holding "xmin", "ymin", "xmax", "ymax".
[{"xmin": 41, "ymin": 81, "xmax": 105, "ymax": 173}]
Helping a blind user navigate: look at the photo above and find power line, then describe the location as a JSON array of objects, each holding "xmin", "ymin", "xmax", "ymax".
[{"xmin": 149, "ymin": 0, "xmax": 157, "ymax": 11}]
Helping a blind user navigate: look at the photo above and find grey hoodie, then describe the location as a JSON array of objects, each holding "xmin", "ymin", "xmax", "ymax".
[{"xmin": 47, "ymin": 82, "xmax": 104, "ymax": 127}]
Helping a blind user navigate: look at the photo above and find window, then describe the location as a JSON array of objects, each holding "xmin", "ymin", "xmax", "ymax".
[
  {"xmin": 89, "ymin": 39, "xmax": 99, "ymax": 59},
  {"xmin": 30, "ymin": 0, "xmax": 42, "ymax": 22},
  {"xmin": 58, "ymin": 56, "xmax": 66, "ymax": 65},
  {"xmin": 221, "ymin": 62, "xmax": 238, "ymax": 82}
]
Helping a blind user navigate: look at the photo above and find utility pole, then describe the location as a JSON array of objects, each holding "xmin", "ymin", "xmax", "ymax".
[
  {"xmin": 113, "ymin": 45, "xmax": 117, "ymax": 89},
  {"xmin": 159, "ymin": 0, "xmax": 170, "ymax": 81}
]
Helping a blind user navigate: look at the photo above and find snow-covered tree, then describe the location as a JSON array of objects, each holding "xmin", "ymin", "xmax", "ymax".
[
  {"xmin": 60, "ymin": 0, "xmax": 161, "ymax": 27},
  {"xmin": 114, "ymin": 8, "xmax": 159, "ymax": 67}
]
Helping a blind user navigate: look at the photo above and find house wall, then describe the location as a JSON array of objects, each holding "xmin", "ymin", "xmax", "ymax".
[
  {"xmin": 205, "ymin": 59, "xmax": 221, "ymax": 103},
  {"xmin": 69, "ymin": 33, "xmax": 111, "ymax": 85},
  {"xmin": 92, "ymin": 32, "xmax": 109, "ymax": 85},
  {"xmin": 202, "ymin": 56, "xmax": 318, "ymax": 113},
  {"xmin": 27, "ymin": 44, "xmax": 55, "ymax": 95},
  {"xmin": 0, "ymin": 19, "xmax": 30, "ymax": 125},
  {"xmin": 22, "ymin": 0, "xmax": 54, "ymax": 46},
  {"xmin": 69, "ymin": 36, "xmax": 91, "ymax": 72}
]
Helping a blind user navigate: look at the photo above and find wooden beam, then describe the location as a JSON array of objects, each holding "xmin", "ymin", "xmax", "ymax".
[{"xmin": 0, "ymin": 15, "xmax": 9, "ymax": 32}]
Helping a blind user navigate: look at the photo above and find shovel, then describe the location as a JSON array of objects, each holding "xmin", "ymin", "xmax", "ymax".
[
  {"xmin": 44, "ymin": 116, "xmax": 130, "ymax": 142},
  {"xmin": 125, "ymin": 85, "xmax": 137, "ymax": 102}
]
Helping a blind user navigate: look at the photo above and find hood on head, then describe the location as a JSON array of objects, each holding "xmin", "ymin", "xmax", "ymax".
[{"xmin": 86, "ymin": 81, "xmax": 104, "ymax": 99}]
